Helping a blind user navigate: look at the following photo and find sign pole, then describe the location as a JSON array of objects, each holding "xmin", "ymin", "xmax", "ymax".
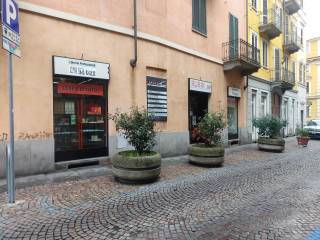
[{"xmin": 7, "ymin": 52, "xmax": 15, "ymax": 204}]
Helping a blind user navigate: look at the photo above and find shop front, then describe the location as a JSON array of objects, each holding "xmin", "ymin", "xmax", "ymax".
[
  {"xmin": 53, "ymin": 56, "xmax": 110, "ymax": 162},
  {"xmin": 188, "ymin": 78, "xmax": 212, "ymax": 143},
  {"xmin": 227, "ymin": 87, "xmax": 241, "ymax": 142}
]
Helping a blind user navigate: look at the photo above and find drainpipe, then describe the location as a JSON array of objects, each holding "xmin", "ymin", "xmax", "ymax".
[
  {"xmin": 244, "ymin": 0, "xmax": 249, "ymax": 90},
  {"xmin": 130, "ymin": 0, "xmax": 138, "ymax": 68}
]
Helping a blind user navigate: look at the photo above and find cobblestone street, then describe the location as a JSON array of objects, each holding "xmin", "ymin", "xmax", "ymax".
[{"xmin": 1, "ymin": 138, "xmax": 320, "ymax": 239}]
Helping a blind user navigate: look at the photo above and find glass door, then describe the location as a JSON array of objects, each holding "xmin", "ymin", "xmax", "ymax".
[
  {"xmin": 227, "ymin": 97, "xmax": 239, "ymax": 140},
  {"xmin": 251, "ymin": 91, "xmax": 258, "ymax": 141},
  {"xmin": 189, "ymin": 92, "xmax": 209, "ymax": 143}
]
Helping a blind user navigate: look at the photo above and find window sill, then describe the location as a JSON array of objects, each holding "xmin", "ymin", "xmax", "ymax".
[{"xmin": 192, "ymin": 28, "xmax": 207, "ymax": 38}]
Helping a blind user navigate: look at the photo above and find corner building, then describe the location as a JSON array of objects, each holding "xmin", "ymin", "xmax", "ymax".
[
  {"xmin": 0, "ymin": 0, "xmax": 258, "ymax": 177},
  {"xmin": 247, "ymin": 0, "xmax": 306, "ymax": 141}
]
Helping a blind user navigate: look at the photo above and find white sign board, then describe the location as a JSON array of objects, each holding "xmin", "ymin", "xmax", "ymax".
[
  {"xmin": 228, "ymin": 87, "xmax": 241, "ymax": 98},
  {"xmin": 2, "ymin": 37, "xmax": 20, "ymax": 57},
  {"xmin": 53, "ymin": 56, "xmax": 110, "ymax": 80},
  {"xmin": 189, "ymin": 79, "xmax": 212, "ymax": 93}
]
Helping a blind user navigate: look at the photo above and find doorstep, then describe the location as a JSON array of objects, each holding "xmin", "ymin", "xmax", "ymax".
[{"xmin": 55, "ymin": 156, "xmax": 111, "ymax": 170}]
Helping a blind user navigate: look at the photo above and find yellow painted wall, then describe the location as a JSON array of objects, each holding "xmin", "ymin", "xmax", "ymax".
[
  {"xmin": 248, "ymin": 0, "xmax": 301, "ymax": 85},
  {"xmin": 308, "ymin": 39, "xmax": 318, "ymax": 59},
  {"xmin": 307, "ymin": 39, "xmax": 320, "ymax": 120}
]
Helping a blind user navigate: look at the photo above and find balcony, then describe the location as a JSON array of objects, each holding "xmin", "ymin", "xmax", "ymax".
[
  {"xmin": 284, "ymin": 32, "xmax": 302, "ymax": 54},
  {"xmin": 222, "ymin": 39, "xmax": 260, "ymax": 76},
  {"xmin": 271, "ymin": 68, "xmax": 295, "ymax": 92},
  {"xmin": 259, "ymin": 8, "xmax": 282, "ymax": 40},
  {"xmin": 285, "ymin": 0, "xmax": 303, "ymax": 15}
]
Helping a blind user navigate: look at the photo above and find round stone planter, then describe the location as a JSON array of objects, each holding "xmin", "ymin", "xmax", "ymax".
[
  {"xmin": 112, "ymin": 151, "xmax": 161, "ymax": 183},
  {"xmin": 257, "ymin": 137, "xmax": 285, "ymax": 153},
  {"xmin": 188, "ymin": 144, "xmax": 224, "ymax": 167}
]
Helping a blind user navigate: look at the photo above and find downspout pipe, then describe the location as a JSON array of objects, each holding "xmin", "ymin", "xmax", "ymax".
[
  {"xmin": 244, "ymin": 0, "xmax": 249, "ymax": 90},
  {"xmin": 130, "ymin": 0, "xmax": 138, "ymax": 68}
]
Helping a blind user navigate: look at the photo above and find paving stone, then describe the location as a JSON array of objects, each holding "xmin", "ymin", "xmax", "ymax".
[{"xmin": 1, "ymin": 138, "xmax": 320, "ymax": 239}]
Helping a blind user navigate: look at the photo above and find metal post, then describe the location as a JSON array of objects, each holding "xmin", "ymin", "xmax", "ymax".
[{"xmin": 7, "ymin": 52, "xmax": 15, "ymax": 204}]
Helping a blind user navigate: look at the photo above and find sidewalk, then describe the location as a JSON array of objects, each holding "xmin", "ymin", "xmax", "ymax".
[{"xmin": 0, "ymin": 138, "xmax": 296, "ymax": 193}]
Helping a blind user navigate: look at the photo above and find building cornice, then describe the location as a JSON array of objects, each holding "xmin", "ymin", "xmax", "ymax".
[{"xmin": 19, "ymin": 1, "xmax": 223, "ymax": 65}]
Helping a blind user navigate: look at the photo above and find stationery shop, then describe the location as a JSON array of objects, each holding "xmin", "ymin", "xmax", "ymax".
[{"xmin": 52, "ymin": 56, "xmax": 110, "ymax": 162}]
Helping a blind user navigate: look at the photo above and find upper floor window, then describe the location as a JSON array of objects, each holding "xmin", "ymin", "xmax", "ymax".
[
  {"xmin": 192, "ymin": 0, "xmax": 207, "ymax": 35},
  {"xmin": 251, "ymin": 0, "xmax": 257, "ymax": 10},
  {"xmin": 262, "ymin": 40, "xmax": 268, "ymax": 67}
]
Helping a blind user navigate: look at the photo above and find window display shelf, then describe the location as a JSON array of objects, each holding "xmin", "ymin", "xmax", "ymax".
[
  {"xmin": 82, "ymin": 129, "xmax": 104, "ymax": 133},
  {"xmin": 82, "ymin": 122, "xmax": 105, "ymax": 124},
  {"xmin": 54, "ymin": 132, "xmax": 77, "ymax": 135}
]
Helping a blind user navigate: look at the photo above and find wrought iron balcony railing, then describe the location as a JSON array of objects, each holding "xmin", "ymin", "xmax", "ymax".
[
  {"xmin": 222, "ymin": 39, "xmax": 260, "ymax": 65},
  {"xmin": 270, "ymin": 68, "xmax": 295, "ymax": 86},
  {"xmin": 284, "ymin": 31, "xmax": 302, "ymax": 54},
  {"xmin": 259, "ymin": 7, "xmax": 282, "ymax": 39},
  {"xmin": 285, "ymin": 0, "xmax": 303, "ymax": 15}
]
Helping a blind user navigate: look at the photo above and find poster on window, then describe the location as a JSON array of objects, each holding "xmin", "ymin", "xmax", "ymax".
[{"xmin": 147, "ymin": 76, "xmax": 167, "ymax": 121}]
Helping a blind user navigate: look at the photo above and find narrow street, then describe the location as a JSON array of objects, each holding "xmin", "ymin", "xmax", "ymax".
[{"xmin": 0, "ymin": 138, "xmax": 320, "ymax": 239}]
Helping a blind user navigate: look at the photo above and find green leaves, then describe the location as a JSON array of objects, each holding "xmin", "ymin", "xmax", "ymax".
[
  {"xmin": 110, "ymin": 107, "xmax": 156, "ymax": 155},
  {"xmin": 198, "ymin": 112, "xmax": 226, "ymax": 147},
  {"xmin": 297, "ymin": 128, "xmax": 309, "ymax": 137},
  {"xmin": 252, "ymin": 115, "xmax": 287, "ymax": 138}
]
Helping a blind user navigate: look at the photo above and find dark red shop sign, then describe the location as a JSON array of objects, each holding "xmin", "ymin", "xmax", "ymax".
[{"xmin": 57, "ymin": 83, "xmax": 104, "ymax": 96}]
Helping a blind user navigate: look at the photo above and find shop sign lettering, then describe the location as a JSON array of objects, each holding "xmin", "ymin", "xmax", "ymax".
[
  {"xmin": 147, "ymin": 76, "xmax": 168, "ymax": 121},
  {"xmin": 228, "ymin": 87, "xmax": 241, "ymax": 98},
  {"xmin": 189, "ymin": 79, "xmax": 212, "ymax": 93},
  {"xmin": 54, "ymin": 56, "xmax": 110, "ymax": 80},
  {"xmin": 58, "ymin": 83, "xmax": 104, "ymax": 96}
]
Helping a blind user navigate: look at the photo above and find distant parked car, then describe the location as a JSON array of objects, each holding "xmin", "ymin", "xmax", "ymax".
[{"xmin": 304, "ymin": 119, "xmax": 320, "ymax": 139}]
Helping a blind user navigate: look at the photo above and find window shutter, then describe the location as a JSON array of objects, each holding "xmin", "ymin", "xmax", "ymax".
[
  {"xmin": 263, "ymin": 0, "xmax": 268, "ymax": 24},
  {"xmin": 192, "ymin": 0, "xmax": 206, "ymax": 34},
  {"xmin": 192, "ymin": 0, "xmax": 199, "ymax": 30},
  {"xmin": 275, "ymin": 48, "xmax": 280, "ymax": 80},
  {"xmin": 200, "ymin": 0, "xmax": 207, "ymax": 34},
  {"xmin": 229, "ymin": 14, "xmax": 239, "ymax": 59}
]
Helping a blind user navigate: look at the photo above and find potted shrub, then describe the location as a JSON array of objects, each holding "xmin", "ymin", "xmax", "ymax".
[
  {"xmin": 296, "ymin": 128, "xmax": 310, "ymax": 147},
  {"xmin": 188, "ymin": 112, "xmax": 226, "ymax": 167},
  {"xmin": 110, "ymin": 107, "xmax": 161, "ymax": 183},
  {"xmin": 252, "ymin": 115, "xmax": 288, "ymax": 152}
]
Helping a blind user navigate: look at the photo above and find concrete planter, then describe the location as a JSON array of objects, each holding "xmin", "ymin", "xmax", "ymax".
[
  {"xmin": 257, "ymin": 137, "xmax": 285, "ymax": 152},
  {"xmin": 112, "ymin": 151, "xmax": 161, "ymax": 183},
  {"xmin": 188, "ymin": 144, "xmax": 224, "ymax": 167}
]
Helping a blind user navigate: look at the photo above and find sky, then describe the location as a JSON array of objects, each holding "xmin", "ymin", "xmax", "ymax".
[{"xmin": 305, "ymin": 0, "xmax": 320, "ymax": 40}]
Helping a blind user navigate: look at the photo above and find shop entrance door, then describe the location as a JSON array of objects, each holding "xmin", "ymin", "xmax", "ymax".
[
  {"xmin": 53, "ymin": 78, "xmax": 107, "ymax": 162},
  {"xmin": 189, "ymin": 92, "xmax": 209, "ymax": 143},
  {"xmin": 227, "ymin": 97, "xmax": 239, "ymax": 140}
]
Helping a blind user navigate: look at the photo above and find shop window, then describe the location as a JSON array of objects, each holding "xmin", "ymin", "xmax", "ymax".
[
  {"xmin": 227, "ymin": 97, "xmax": 239, "ymax": 140},
  {"xmin": 53, "ymin": 76, "xmax": 107, "ymax": 162}
]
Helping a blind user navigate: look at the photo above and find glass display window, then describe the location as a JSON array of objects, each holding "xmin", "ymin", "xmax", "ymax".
[{"xmin": 53, "ymin": 76, "xmax": 107, "ymax": 162}]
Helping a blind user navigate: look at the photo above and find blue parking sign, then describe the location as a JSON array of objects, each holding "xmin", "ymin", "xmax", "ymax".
[{"xmin": 2, "ymin": 0, "xmax": 19, "ymax": 34}]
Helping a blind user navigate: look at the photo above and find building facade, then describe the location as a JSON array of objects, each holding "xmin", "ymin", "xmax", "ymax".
[
  {"xmin": 247, "ymin": 0, "xmax": 306, "ymax": 141},
  {"xmin": 0, "ymin": 0, "xmax": 262, "ymax": 177},
  {"xmin": 306, "ymin": 37, "xmax": 320, "ymax": 120}
]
